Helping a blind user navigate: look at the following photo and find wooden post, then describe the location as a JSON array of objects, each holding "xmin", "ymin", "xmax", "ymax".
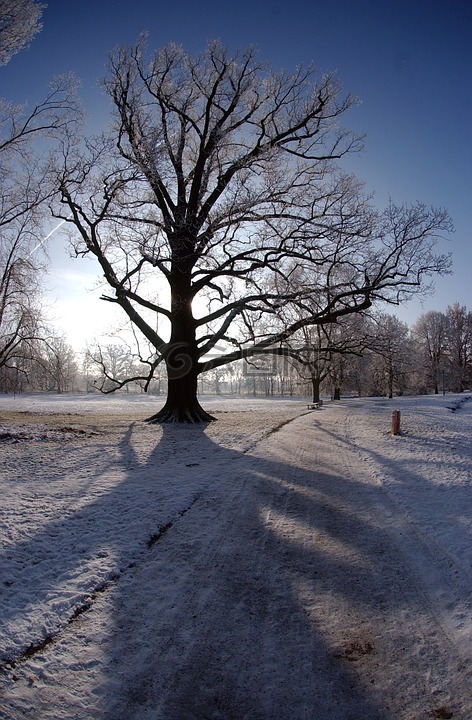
[{"xmin": 391, "ymin": 410, "xmax": 401, "ymax": 435}]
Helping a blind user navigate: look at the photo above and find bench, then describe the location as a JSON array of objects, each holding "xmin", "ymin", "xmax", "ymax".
[{"xmin": 307, "ymin": 400, "xmax": 323, "ymax": 410}]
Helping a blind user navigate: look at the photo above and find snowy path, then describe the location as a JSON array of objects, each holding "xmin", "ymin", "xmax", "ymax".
[{"xmin": 0, "ymin": 397, "xmax": 471, "ymax": 719}]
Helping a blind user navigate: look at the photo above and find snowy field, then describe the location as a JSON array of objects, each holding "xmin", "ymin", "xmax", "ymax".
[{"xmin": 0, "ymin": 392, "xmax": 471, "ymax": 719}]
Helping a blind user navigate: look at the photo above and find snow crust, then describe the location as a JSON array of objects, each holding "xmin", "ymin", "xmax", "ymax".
[{"xmin": 0, "ymin": 393, "xmax": 471, "ymax": 719}]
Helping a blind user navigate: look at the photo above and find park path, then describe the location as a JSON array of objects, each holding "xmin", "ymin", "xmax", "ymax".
[{"xmin": 99, "ymin": 407, "xmax": 472, "ymax": 719}]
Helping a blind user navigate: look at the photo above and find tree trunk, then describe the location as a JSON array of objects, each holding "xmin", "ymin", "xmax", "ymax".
[
  {"xmin": 146, "ymin": 259, "xmax": 215, "ymax": 424},
  {"xmin": 146, "ymin": 357, "xmax": 215, "ymax": 423},
  {"xmin": 311, "ymin": 374, "xmax": 320, "ymax": 403},
  {"xmin": 333, "ymin": 386, "xmax": 341, "ymax": 401},
  {"xmin": 388, "ymin": 362, "xmax": 394, "ymax": 399}
]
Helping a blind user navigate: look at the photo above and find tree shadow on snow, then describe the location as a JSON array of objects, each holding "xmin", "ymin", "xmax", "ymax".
[
  {"xmin": 99, "ymin": 419, "xmax": 466, "ymax": 720},
  {"xmin": 0, "ymin": 414, "xmax": 467, "ymax": 719}
]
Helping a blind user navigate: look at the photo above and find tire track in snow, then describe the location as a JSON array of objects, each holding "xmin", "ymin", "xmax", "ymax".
[
  {"xmin": 2, "ymin": 405, "xmax": 471, "ymax": 719},
  {"xmin": 341, "ymin": 405, "xmax": 472, "ymax": 669},
  {"xmin": 251, "ymin": 407, "xmax": 472, "ymax": 719}
]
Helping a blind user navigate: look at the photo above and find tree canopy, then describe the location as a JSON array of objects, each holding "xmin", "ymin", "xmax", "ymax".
[{"xmin": 56, "ymin": 40, "xmax": 452, "ymax": 422}]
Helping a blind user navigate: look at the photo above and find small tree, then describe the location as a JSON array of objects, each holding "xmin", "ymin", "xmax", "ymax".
[
  {"xmin": 33, "ymin": 335, "xmax": 78, "ymax": 392},
  {"xmin": 368, "ymin": 314, "xmax": 413, "ymax": 398},
  {"xmin": 56, "ymin": 40, "xmax": 451, "ymax": 422},
  {"xmin": 412, "ymin": 310, "xmax": 448, "ymax": 393},
  {"xmin": 0, "ymin": 215, "xmax": 44, "ymax": 377},
  {"xmin": 296, "ymin": 315, "xmax": 368, "ymax": 402},
  {"xmin": 445, "ymin": 303, "xmax": 472, "ymax": 393},
  {"xmin": 86, "ymin": 339, "xmax": 160, "ymax": 393}
]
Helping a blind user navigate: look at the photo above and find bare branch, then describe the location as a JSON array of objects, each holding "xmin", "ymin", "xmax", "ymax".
[{"xmin": 57, "ymin": 40, "xmax": 452, "ymax": 421}]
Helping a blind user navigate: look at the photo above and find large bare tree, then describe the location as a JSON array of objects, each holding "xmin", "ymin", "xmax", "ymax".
[{"xmin": 56, "ymin": 40, "xmax": 451, "ymax": 422}]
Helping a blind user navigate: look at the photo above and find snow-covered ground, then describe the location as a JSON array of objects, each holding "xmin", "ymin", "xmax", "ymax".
[{"xmin": 0, "ymin": 392, "xmax": 471, "ymax": 719}]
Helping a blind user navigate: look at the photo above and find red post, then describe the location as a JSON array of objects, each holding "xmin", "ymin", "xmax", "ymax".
[{"xmin": 391, "ymin": 410, "xmax": 401, "ymax": 435}]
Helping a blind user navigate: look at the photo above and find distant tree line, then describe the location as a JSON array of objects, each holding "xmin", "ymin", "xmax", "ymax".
[
  {"xmin": 1, "ymin": 303, "xmax": 471, "ymax": 399},
  {"xmin": 217, "ymin": 302, "xmax": 472, "ymax": 400},
  {"xmin": 271, "ymin": 303, "xmax": 472, "ymax": 400}
]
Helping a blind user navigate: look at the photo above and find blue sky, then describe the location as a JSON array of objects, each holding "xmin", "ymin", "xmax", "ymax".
[{"xmin": 2, "ymin": 0, "xmax": 471, "ymax": 347}]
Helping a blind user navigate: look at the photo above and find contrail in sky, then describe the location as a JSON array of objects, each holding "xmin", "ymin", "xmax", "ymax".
[{"xmin": 27, "ymin": 216, "xmax": 71, "ymax": 259}]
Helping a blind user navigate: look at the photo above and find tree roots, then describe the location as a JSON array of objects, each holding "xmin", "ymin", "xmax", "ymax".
[{"xmin": 145, "ymin": 405, "xmax": 217, "ymax": 424}]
